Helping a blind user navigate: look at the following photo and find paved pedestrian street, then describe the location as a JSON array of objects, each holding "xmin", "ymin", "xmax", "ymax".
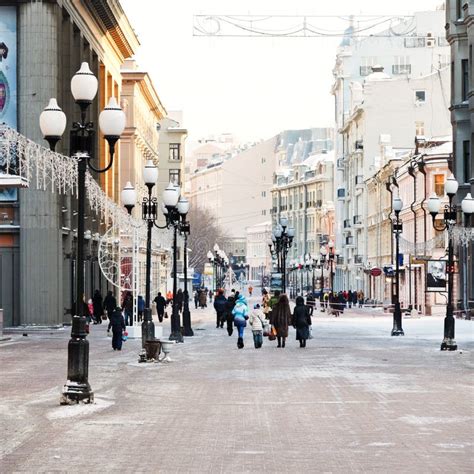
[{"xmin": 1, "ymin": 304, "xmax": 473, "ymax": 473}]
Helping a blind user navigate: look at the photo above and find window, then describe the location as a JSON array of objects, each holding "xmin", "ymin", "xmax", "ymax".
[
  {"xmin": 415, "ymin": 121, "xmax": 425, "ymax": 137},
  {"xmin": 392, "ymin": 56, "xmax": 411, "ymax": 75},
  {"xmin": 404, "ymin": 37, "xmax": 425, "ymax": 48},
  {"xmin": 360, "ymin": 56, "xmax": 377, "ymax": 76},
  {"xmin": 456, "ymin": 0, "xmax": 462, "ymax": 20},
  {"xmin": 438, "ymin": 54, "xmax": 450, "ymax": 69},
  {"xmin": 462, "ymin": 59, "xmax": 469, "ymax": 101},
  {"xmin": 463, "ymin": 140, "xmax": 471, "ymax": 183},
  {"xmin": 169, "ymin": 169, "xmax": 180, "ymax": 186},
  {"xmin": 261, "ymin": 191, "xmax": 266, "ymax": 198},
  {"xmin": 169, "ymin": 143, "xmax": 180, "ymax": 161},
  {"xmin": 415, "ymin": 90, "xmax": 426, "ymax": 103},
  {"xmin": 434, "ymin": 174, "xmax": 445, "ymax": 197}
]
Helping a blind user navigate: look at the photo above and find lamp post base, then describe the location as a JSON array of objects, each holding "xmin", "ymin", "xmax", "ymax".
[
  {"xmin": 60, "ymin": 382, "xmax": 94, "ymax": 405},
  {"xmin": 182, "ymin": 306, "xmax": 194, "ymax": 336},
  {"xmin": 141, "ymin": 308, "xmax": 155, "ymax": 349},
  {"xmin": 391, "ymin": 303, "xmax": 404, "ymax": 336},
  {"xmin": 169, "ymin": 330, "xmax": 184, "ymax": 343},
  {"xmin": 391, "ymin": 328, "xmax": 405, "ymax": 336},
  {"xmin": 440, "ymin": 338, "xmax": 457, "ymax": 351}
]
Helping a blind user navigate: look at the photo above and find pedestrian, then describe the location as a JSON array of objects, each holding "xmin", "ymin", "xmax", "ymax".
[
  {"xmin": 194, "ymin": 290, "xmax": 199, "ymax": 309},
  {"xmin": 323, "ymin": 291, "xmax": 329, "ymax": 311},
  {"xmin": 153, "ymin": 292, "xmax": 167, "ymax": 322},
  {"xmin": 107, "ymin": 306, "xmax": 126, "ymax": 351},
  {"xmin": 347, "ymin": 290, "xmax": 353, "ymax": 309},
  {"xmin": 199, "ymin": 288, "xmax": 207, "ymax": 308},
  {"xmin": 92, "ymin": 289, "xmax": 103, "ymax": 324},
  {"xmin": 352, "ymin": 290, "xmax": 358, "ymax": 308},
  {"xmin": 329, "ymin": 292, "xmax": 340, "ymax": 317},
  {"xmin": 103, "ymin": 290, "xmax": 117, "ymax": 320},
  {"xmin": 137, "ymin": 295, "xmax": 145, "ymax": 322},
  {"xmin": 87, "ymin": 298, "xmax": 94, "ymax": 322},
  {"xmin": 248, "ymin": 285, "xmax": 253, "ymax": 296},
  {"xmin": 292, "ymin": 296, "xmax": 312, "ymax": 348},
  {"xmin": 270, "ymin": 293, "xmax": 292, "ymax": 348},
  {"xmin": 176, "ymin": 288, "xmax": 184, "ymax": 313},
  {"xmin": 338, "ymin": 291, "xmax": 346, "ymax": 314},
  {"xmin": 357, "ymin": 290, "xmax": 364, "ymax": 308},
  {"xmin": 306, "ymin": 292, "xmax": 315, "ymax": 316},
  {"xmin": 166, "ymin": 290, "xmax": 173, "ymax": 305},
  {"xmin": 232, "ymin": 294, "xmax": 249, "ymax": 349},
  {"xmin": 249, "ymin": 303, "xmax": 265, "ymax": 349},
  {"xmin": 213, "ymin": 289, "xmax": 227, "ymax": 328},
  {"xmin": 209, "ymin": 289, "xmax": 213, "ymax": 302},
  {"xmin": 262, "ymin": 289, "xmax": 271, "ymax": 318},
  {"xmin": 122, "ymin": 291, "xmax": 133, "ymax": 326},
  {"xmin": 225, "ymin": 293, "xmax": 236, "ymax": 336}
]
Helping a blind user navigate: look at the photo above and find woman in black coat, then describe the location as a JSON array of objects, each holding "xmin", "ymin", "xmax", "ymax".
[
  {"xmin": 92, "ymin": 289, "xmax": 104, "ymax": 324},
  {"xmin": 292, "ymin": 296, "xmax": 312, "ymax": 348},
  {"xmin": 107, "ymin": 307, "xmax": 126, "ymax": 351}
]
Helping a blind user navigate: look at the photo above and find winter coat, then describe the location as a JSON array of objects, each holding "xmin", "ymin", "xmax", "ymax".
[
  {"xmin": 292, "ymin": 299, "xmax": 312, "ymax": 341},
  {"xmin": 199, "ymin": 291, "xmax": 207, "ymax": 306},
  {"xmin": 122, "ymin": 293, "xmax": 133, "ymax": 314},
  {"xmin": 225, "ymin": 296, "xmax": 236, "ymax": 322},
  {"xmin": 137, "ymin": 296, "xmax": 145, "ymax": 312},
  {"xmin": 232, "ymin": 298, "xmax": 249, "ymax": 327},
  {"xmin": 213, "ymin": 294, "xmax": 227, "ymax": 315},
  {"xmin": 270, "ymin": 299, "xmax": 292, "ymax": 338},
  {"xmin": 249, "ymin": 309, "xmax": 265, "ymax": 331},
  {"xmin": 92, "ymin": 292, "xmax": 103, "ymax": 316},
  {"xmin": 154, "ymin": 295, "xmax": 167, "ymax": 312},
  {"xmin": 103, "ymin": 293, "xmax": 117, "ymax": 314},
  {"xmin": 262, "ymin": 293, "xmax": 271, "ymax": 315},
  {"xmin": 176, "ymin": 290, "xmax": 184, "ymax": 306},
  {"xmin": 107, "ymin": 309, "xmax": 125, "ymax": 332}
]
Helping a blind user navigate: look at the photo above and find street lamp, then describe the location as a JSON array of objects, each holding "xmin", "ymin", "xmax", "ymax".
[
  {"xmin": 391, "ymin": 195, "xmax": 404, "ymax": 336},
  {"xmin": 269, "ymin": 218, "xmax": 294, "ymax": 293},
  {"xmin": 328, "ymin": 240, "xmax": 337, "ymax": 294},
  {"xmin": 427, "ymin": 175, "xmax": 473, "ymax": 350},
  {"xmin": 40, "ymin": 62, "xmax": 126, "ymax": 405},
  {"xmin": 162, "ymin": 182, "xmax": 186, "ymax": 342},
  {"xmin": 320, "ymin": 245, "xmax": 327, "ymax": 293}
]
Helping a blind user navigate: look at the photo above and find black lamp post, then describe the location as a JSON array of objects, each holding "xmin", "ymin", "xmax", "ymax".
[
  {"xmin": 40, "ymin": 62, "xmax": 126, "ymax": 404},
  {"xmin": 320, "ymin": 245, "xmax": 327, "ymax": 292},
  {"xmin": 180, "ymin": 211, "xmax": 193, "ymax": 336},
  {"xmin": 268, "ymin": 217, "xmax": 294, "ymax": 293},
  {"xmin": 328, "ymin": 240, "xmax": 338, "ymax": 295},
  {"xmin": 207, "ymin": 245, "xmax": 228, "ymax": 290},
  {"xmin": 427, "ymin": 176, "xmax": 473, "ymax": 350},
  {"xmin": 162, "ymin": 184, "xmax": 189, "ymax": 342},
  {"xmin": 391, "ymin": 196, "xmax": 404, "ymax": 336}
]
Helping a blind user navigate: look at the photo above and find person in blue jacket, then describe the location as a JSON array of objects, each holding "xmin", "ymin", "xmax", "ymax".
[
  {"xmin": 137, "ymin": 295, "xmax": 145, "ymax": 322},
  {"xmin": 232, "ymin": 294, "xmax": 249, "ymax": 349}
]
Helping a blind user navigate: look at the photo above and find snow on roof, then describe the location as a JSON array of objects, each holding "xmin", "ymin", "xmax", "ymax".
[{"xmin": 301, "ymin": 149, "xmax": 335, "ymax": 167}]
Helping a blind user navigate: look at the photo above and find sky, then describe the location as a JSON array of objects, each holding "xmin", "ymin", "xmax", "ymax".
[{"xmin": 121, "ymin": 0, "xmax": 444, "ymax": 143}]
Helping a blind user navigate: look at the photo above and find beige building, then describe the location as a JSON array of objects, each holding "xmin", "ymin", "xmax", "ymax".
[
  {"xmin": 366, "ymin": 138, "xmax": 454, "ymax": 314},
  {"xmin": 272, "ymin": 151, "xmax": 335, "ymax": 262}
]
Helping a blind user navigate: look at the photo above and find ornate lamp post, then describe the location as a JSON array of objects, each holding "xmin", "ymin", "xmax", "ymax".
[
  {"xmin": 162, "ymin": 183, "xmax": 188, "ymax": 342},
  {"xmin": 391, "ymin": 196, "xmax": 404, "ymax": 336},
  {"xmin": 320, "ymin": 245, "xmax": 327, "ymax": 292},
  {"xmin": 328, "ymin": 240, "xmax": 338, "ymax": 294},
  {"xmin": 269, "ymin": 217, "xmax": 294, "ymax": 293},
  {"xmin": 427, "ymin": 176, "xmax": 473, "ymax": 350},
  {"xmin": 40, "ymin": 62, "xmax": 126, "ymax": 405},
  {"xmin": 208, "ymin": 246, "xmax": 227, "ymax": 290},
  {"xmin": 179, "ymin": 199, "xmax": 193, "ymax": 337}
]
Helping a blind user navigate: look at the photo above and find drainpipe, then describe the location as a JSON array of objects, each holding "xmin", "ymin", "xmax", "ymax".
[
  {"xmin": 418, "ymin": 158, "xmax": 428, "ymax": 315},
  {"xmin": 385, "ymin": 180, "xmax": 394, "ymax": 308},
  {"xmin": 408, "ymin": 161, "xmax": 417, "ymax": 311}
]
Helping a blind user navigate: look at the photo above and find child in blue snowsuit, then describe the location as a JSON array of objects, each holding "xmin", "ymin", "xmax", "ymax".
[{"xmin": 232, "ymin": 295, "xmax": 249, "ymax": 349}]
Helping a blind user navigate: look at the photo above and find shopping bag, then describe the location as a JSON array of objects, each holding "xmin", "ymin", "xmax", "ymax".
[{"xmin": 268, "ymin": 326, "xmax": 277, "ymax": 341}]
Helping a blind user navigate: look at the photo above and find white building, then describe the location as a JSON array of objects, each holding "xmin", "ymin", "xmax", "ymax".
[
  {"xmin": 332, "ymin": 9, "xmax": 451, "ymax": 291},
  {"xmin": 246, "ymin": 221, "xmax": 272, "ymax": 283}
]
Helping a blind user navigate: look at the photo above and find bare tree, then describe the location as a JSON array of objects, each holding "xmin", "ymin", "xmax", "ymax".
[{"xmin": 187, "ymin": 207, "xmax": 227, "ymax": 273}]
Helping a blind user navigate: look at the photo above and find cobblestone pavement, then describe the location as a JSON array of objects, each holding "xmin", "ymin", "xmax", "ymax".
[{"xmin": 0, "ymin": 302, "xmax": 473, "ymax": 473}]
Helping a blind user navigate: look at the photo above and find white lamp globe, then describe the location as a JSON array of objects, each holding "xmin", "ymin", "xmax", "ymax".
[
  {"xmin": 161, "ymin": 202, "xmax": 168, "ymax": 215},
  {"xmin": 320, "ymin": 246, "xmax": 327, "ymax": 256},
  {"xmin": 173, "ymin": 183, "xmax": 181, "ymax": 198},
  {"xmin": 143, "ymin": 160, "xmax": 158, "ymax": 185},
  {"xmin": 280, "ymin": 216, "xmax": 288, "ymax": 228},
  {"xmin": 461, "ymin": 193, "xmax": 474, "ymax": 215},
  {"xmin": 393, "ymin": 196, "xmax": 403, "ymax": 212},
  {"xmin": 427, "ymin": 193, "xmax": 441, "ymax": 214},
  {"xmin": 121, "ymin": 181, "xmax": 136, "ymax": 207},
  {"xmin": 99, "ymin": 97, "xmax": 126, "ymax": 137},
  {"xmin": 177, "ymin": 196, "xmax": 190, "ymax": 215},
  {"xmin": 274, "ymin": 226, "xmax": 283, "ymax": 238},
  {"xmin": 287, "ymin": 227, "xmax": 295, "ymax": 238},
  {"xmin": 207, "ymin": 251, "xmax": 213, "ymax": 260},
  {"xmin": 39, "ymin": 99, "xmax": 66, "ymax": 138},
  {"xmin": 213, "ymin": 243, "xmax": 220, "ymax": 252},
  {"xmin": 70, "ymin": 62, "xmax": 98, "ymax": 103},
  {"xmin": 162, "ymin": 182, "xmax": 179, "ymax": 207},
  {"xmin": 445, "ymin": 174, "xmax": 459, "ymax": 197}
]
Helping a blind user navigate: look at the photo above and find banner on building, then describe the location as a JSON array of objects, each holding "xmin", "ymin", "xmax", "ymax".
[
  {"xmin": 426, "ymin": 260, "xmax": 447, "ymax": 292},
  {"xmin": 0, "ymin": 6, "xmax": 18, "ymax": 202}
]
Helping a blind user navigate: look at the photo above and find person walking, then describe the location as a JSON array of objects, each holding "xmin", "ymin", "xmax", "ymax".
[
  {"xmin": 213, "ymin": 289, "xmax": 227, "ymax": 328},
  {"xmin": 249, "ymin": 303, "xmax": 265, "ymax": 349},
  {"xmin": 262, "ymin": 289, "xmax": 270, "ymax": 318},
  {"xmin": 292, "ymin": 296, "xmax": 312, "ymax": 348},
  {"xmin": 208, "ymin": 289, "xmax": 214, "ymax": 302},
  {"xmin": 107, "ymin": 306, "xmax": 126, "ymax": 351},
  {"xmin": 248, "ymin": 285, "xmax": 253, "ymax": 297},
  {"xmin": 103, "ymin": 290, "xmax": 117, "ymax": 321},
  {"xmin": 306, "ymin": 292, "xmax": 315, "ymax": 316},
  {"xmin": 176, "ymin": 288, "xmax": 184, "ymax": 314},
  {"xmin": 347, "ymin": 290, "xmax": 353, "ymax": 309},
  {"xmin": 122, "ymin": 291, "xmax": 133, "ymax": 326},
  {"xmin": 153, "ymin": 292, "xmax": 167, "ymax": 323},
  {"xmin": 194, "ymin": 290, "xmax": 199, "ymax": 309},
  {"xmin": 270, "ymin": 294, "xmax": 292, "ymax": 348},
  {"xmin": 225, "ymin": 293, "xmax": 236, "ymax": 336},
  {"xmin": 92, "ymin": 289, "xmax": 103, "ymax": 324},
  {"xmin": 232, "ymin": 294, "xmax": 249, "ymax": 349},
  {"xmin": 357, "ymin": 290, "xmax": 364, "ymax": 308},
  {"xmin": 199, "ymin": 288, "xmax": 208, "ymax": 309},
  {"xmin": 137, "ymin": 295, "xmax": 145, "ymax": 322}
]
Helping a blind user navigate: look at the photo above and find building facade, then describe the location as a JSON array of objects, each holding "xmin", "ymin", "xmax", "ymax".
[
  {"xmin": 245, "ymin": 221, "xmax": 272, "ymax": 284},
  {"xmin": 446, "ymin": 0, "xmax": 474, "ymax": 313}
]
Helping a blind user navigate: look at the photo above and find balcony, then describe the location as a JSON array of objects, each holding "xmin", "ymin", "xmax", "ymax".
[
  {"xmin": 355, "ymin": 175, "xmax": 364, "ymax": 187},
  {"xmin": 343, "ymin": 219, "xmax": 351, "ymax": 229},
  {"xmin": 353, "ymin": 215, "xmax": 362, "ymax": 227},
  {"xmin": 345, "ymin": 236, "xmax": 355, "ymax": 247}
]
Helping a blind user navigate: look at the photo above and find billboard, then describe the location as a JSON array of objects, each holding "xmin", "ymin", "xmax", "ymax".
[
  {"xmin": 426, "ymin": 260, "xmax": 447, "ymax": 292},
  {"xmin": 0, "ymin": 6, "xmax": 17, "ymax": 129},
  {"xmin": 0, "ymin": 7, "xmax": 17, "ymax": 202}
]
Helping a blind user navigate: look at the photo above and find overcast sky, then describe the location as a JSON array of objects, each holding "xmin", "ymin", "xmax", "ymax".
[{"xmin": 121, "ymin": 0, "xmax": 443, "ymax": 142}]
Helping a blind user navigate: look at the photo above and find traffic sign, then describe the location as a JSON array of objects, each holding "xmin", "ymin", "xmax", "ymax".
[{"xmin": 370, "ymin": 267, "xmax": 382, "ymax": 277}]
